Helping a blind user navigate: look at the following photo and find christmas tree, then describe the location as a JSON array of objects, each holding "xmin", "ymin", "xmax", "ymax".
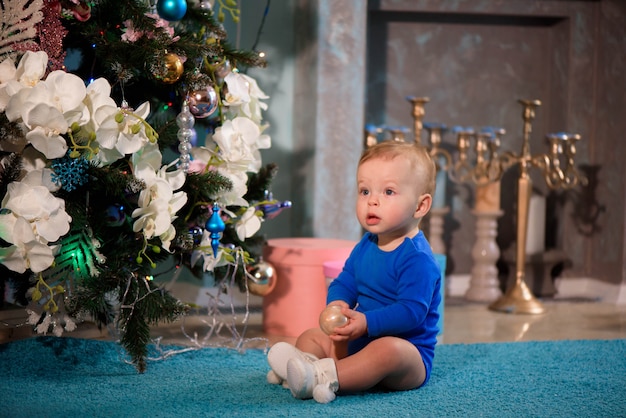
[{"xmin": 0, "ymin": 0, "xmax": 286, "ymax": 372}]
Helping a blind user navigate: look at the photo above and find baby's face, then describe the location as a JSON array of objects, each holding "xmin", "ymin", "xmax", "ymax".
[{"xmin": 356, "ymin": 155, "xmax": 423, "ymax": 238}]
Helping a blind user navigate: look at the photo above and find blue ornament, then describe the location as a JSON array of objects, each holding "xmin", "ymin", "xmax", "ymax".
[
  {"xmin": 156, "ymin": 0, "xmax": 187, "ymax": 21},
  {"xmin": 205, "ymin": 203, "xmax": 225, "ymax": 257},
  {"xmin": 105, "ymin": 204, "xmax": 126, "ymax": 227},
  {"xmin": 188, "ymin": 226, "xmax": 203, "ymax": 245},
  {"xmin": 51, "ymin": 155, "xmax": 89, "ymax": 192}
]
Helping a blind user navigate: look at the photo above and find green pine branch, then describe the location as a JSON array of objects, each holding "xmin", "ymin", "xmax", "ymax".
[
  {"xmin": 118, "ymin": 277, "xmax": 188, "ymax": 373},
  {"xmin": 176, "ymin": 170, "xmax": 232, "ymax": 228},
  {"xmin": 244, "ymin": 163, "xmax": 279, "ymax": 202}
]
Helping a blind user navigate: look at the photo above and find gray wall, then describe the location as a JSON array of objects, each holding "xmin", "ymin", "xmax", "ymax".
[{"xmin": 236, "ymin": 0, "xmax": 626, "ymax": 288}]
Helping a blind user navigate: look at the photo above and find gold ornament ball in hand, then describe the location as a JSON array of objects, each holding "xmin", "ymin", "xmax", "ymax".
[
  {"xmin": 162, "ymin": 53, "xmax": 184, "ymax": 84},
  {"xmin": 319, "ymin": 305, "xmax": 348, "ymax": 335}
]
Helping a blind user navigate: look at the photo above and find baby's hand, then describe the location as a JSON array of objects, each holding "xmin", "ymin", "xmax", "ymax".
[{"xmin": 328, "ymin": 308, "xmax": 367, "ymax": 342}]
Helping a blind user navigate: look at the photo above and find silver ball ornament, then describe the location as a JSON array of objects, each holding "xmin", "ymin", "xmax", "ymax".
[
  {"xmin": 188, "ymin": 85, "xmax": 218, "ymax": 118},
  {"xmin": 247, "ymin": 260, "xmax": 277, "ymax": 296},
  {"xmin": 213, "ymin": 59, "xmax": 231, "ymax": 79},
  {"xmin": 319, "ymin": 305, "xmax": 348, "ymax": 335}
]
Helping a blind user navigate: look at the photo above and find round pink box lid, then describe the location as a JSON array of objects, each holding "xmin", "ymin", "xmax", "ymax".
[
  {"xmin": 264, "ymin": 238, "xmax": 356, "ymax": 267},
  {"xmin": 323, "ymin": 260, "xmax": 345, "ymax": 279}
]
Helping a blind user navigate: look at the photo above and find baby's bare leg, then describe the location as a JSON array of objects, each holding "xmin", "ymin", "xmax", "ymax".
[
  {"xmin": 336, "ymin": 337, "xmax": 426, "ymax": 393},
  {"xmin": 295, "ymin": 328, "xmax": 348, "ymax": 360}
]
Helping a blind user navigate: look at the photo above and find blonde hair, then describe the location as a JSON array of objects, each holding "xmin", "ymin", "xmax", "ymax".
[{"xmin": 359, "ymin": 141, "xmax": 436, "ymax": 196}]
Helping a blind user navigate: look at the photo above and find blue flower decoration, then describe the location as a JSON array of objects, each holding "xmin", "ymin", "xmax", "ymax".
[{"xmin": 51, "ymin": 155, "xmax": 89, "ymax": 192}]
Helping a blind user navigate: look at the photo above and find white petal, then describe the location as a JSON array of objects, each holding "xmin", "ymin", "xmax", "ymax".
[
  {"xmin": 0, "ymin": 56, "xmax": 17, "ymax": 83},
  {"xmin": 134, "ymin": 101, "xmax": 151, "ymax": 119},
  {"xmin": 35, "ymin": 207, "xmax": 71, "ymax": 242},
  {"xmin": 24, "ymin": 103, "xmax": 68, "ymax": 132},
  {"xmin": 115, "ymin": 131, "xmax": 143, "ymax": 155},
  {"xmin": 45, "ymin": 71, "xmax": 87, "ymax": 112},
  {"xmin": 0, "ymin": 246, "xmax": 27, "ymax": 273},
  {"xmin": 25, "ymin": 128, "xmax": 68, "ymax": 159},
  {"xmin": 0, "ymin": 213, "xmax": 17, "ymax": 243},
  {"xmin": 86, "ymin": 77, "xmax": 112, "ymax": 99},
  {"xmin": 15, "ymin": 51, "xmax": 47, "ymax": 87},
  {"xmin": 23, "ymin": 241, "xmax": 56, "ymax": 273},
  {"xmin": 12, "ymin": 216, "xmax": 37, "ymax": 244}
]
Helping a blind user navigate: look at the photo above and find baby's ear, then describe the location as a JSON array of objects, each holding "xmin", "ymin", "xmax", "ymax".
[{"xmin": 414, "ymin": 194, "xmax": 432, "ymax": 218}]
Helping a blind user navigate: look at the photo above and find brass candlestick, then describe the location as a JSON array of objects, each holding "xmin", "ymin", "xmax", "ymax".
[
  {"xmin": 489, "ymin": 99, "xmax": 587, "ymax": 314},
  {"xmin": 443, "ymin": 126, "xmax": 506, "ymax": 185},
  {"xmin": 407, "ymin": 96, "xmax": 430, "ymax": 143},
  {"xmin": 403, "ymin": 97, "xmax": 587, "ymax": 314},
  {"xmin": 405, "ymin": 98, "xmax": 451, "ymax": 256}
]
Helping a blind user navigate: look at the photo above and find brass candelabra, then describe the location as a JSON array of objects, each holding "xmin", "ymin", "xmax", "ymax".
[{"xmin": 406, "ymin": 97, "xmax": 587, "ymax": 314}]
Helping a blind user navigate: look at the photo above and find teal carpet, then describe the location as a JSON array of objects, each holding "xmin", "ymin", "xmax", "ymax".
[{"xmin": 1, "ymin": 337, "xmax": 625, "ymax": 417}]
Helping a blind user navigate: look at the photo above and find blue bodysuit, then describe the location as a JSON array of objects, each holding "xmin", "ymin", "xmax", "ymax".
[{"xmin": 326, "ymin": 231, "xmax": 441, "ymax": 385}]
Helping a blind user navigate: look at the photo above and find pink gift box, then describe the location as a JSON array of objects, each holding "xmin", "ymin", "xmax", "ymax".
[
  {"xmin": 262, "ymin": 238, "xmax": 356, "ymax": 337},
  {"xmin": 323, "ymin": 259, "xmax": 345, "ymax": 288}
]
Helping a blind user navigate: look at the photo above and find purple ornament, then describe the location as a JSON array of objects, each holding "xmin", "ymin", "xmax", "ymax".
[
  {"xmin": 258, "ymin": 200, "xmax": 292, "ymax": 220},
  {"xmin": 188, "ymin": 85, "xmax": 218, "ymax": 119}
]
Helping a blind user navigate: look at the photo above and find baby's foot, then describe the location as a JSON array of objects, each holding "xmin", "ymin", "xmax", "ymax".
[{"xmin": 266, "ymin": 342, "xmax": 319, "ymax": 388}]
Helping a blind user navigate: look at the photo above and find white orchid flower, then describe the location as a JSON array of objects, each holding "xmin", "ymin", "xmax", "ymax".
[
  {"xmin": 95, "ymin": 101, "xmax": 153, "ymax": 161},
  {"xmin": 132, "ymin": 173, "xmax": 186, "ymax": 236},
  {"xmin": 235, "ymin": 207, "xmax": 262, "ymax": 241},
  {"xmin": 223, "ymin": 72, "xmax": 251, "ymax": 107},
  {"xmin": 81, "ymin": 78, "xmax": 118, "ymax": 136},
  {"xmin": 0, "ymin": 223, "xmax": 56, "ymax": 273},
  {"xmin": 5, "ymin": 70, "xmax": 89, "ymax": 159},
  {"xmin": 131, "ymin": 142, "xmax": 164, "ymax": 180},
  {"xmin": 0, "ymin": 140, "xmax": 55, "ymax": 190},
  {"xmin": 130, "ymin": 146, "xmax": 188, "ymax": 250},
  {"xmin": 213, "ymin": 116, "xmax": 268, "ymax": 173},
  {"xmin": 22, "ymin": 104, "xmax": 69, "ymax": 159},
  {"xmin": 0, "ymin": 51, "xmax": 48, "ymax": 109},
  {"xmin": 6, "ymin": 70, "xmax": 89, "ymax": 126},
  {"xmin": 41, "ymin": 71, "xmax": 90, "ymax": 123},
  {"xmin": 1, "ymin": 181, "xmax": 71, "ymax": 243},
  {"xmin": 0, "ymin": 180, "xmax": 71, "ymax": 273},
  {"xmin": 12, "ymin": 51, "xmax": 48, "ymax": 90},
  {"xmin": 132, "ymin": 182, "xmax": 187, "ymax": 247},
  {"xmin": 223, "ymin": 72, "xmax": 269, "ymax": 125},
  {"xmin": 132, "ymin": 188, "xmax": 173, "ymax": 239},
  {"xmin": 195, "ymin": 119, "xmax": 266, "ymax": 206},
  {"xmin": 215, "ymin": 168, "xmax": 249, "ymax": 207},
  {"xmin": 21, "ymin": 155, "xmax": 60, "ymax": 193}
]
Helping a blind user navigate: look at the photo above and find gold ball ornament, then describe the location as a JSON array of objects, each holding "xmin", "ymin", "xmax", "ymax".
[
  {"xmin": 161, "ymin": 53, "xmax": 184, "ymax": 84},
  {"xmin": 246, "ymin": 260, "xmax": 277, "ymax": 296},
  {"xmin": 319, "ymin": 305, "xmax": 348, "ymax": 335}
]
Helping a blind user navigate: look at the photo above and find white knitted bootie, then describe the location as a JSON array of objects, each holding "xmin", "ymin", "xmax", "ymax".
[
  {"xmin": 286, "ymin": 357, "xmax": 339, "ymax": 403},
  {"xmin": 266, "ymin": 342, "xmax": 319, "ymax": 388}
]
